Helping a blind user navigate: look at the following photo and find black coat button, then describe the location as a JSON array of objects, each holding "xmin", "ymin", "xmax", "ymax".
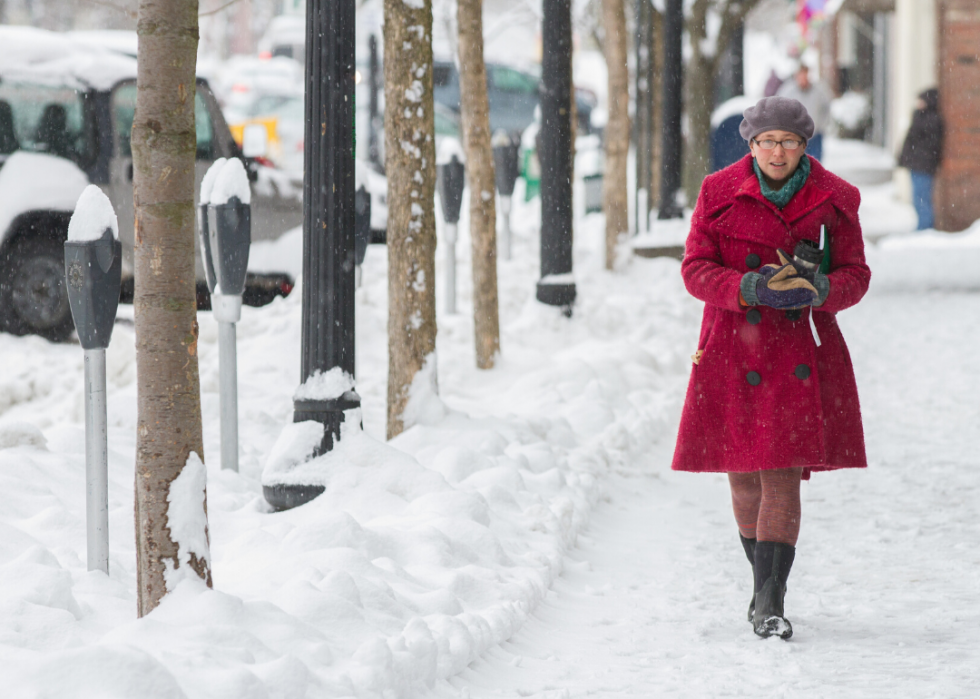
[
  {"xmin": 746, "ymin": 371, "xmax": 761, "ymax": 386},
  {"xmin": 795, "ymin": 364, "xmax": 811, "ymax": 380},
  {"xmin": 785, "ymin": 309, "xmax": 802, "ymax": 321},
  {"xmin": 746, "ymin": 308, "xmax": 761, "ymax": 325},
  {"xmin": 745, "ymin": 253, "xmax": 761, "ymax": 269}
]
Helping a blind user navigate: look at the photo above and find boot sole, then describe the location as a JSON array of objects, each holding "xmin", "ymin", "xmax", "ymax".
[{"xmin": 753, "ymin": 615, "xmax": 793, "ymax": 639}]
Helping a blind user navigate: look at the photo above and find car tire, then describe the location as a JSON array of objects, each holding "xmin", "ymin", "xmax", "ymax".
[{"xmin": 0, "ymin": 236, "xmax": 74, "ymax": 342}]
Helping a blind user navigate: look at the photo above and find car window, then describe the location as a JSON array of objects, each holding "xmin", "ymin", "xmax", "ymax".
[
  {"xmin": 489, "ymin": 67, "xmax": 539, "ymax": 95},
  {"xmin": 434, "ymin": 107, "xmax": 459, "ymax": 137},
  {"xmin": 0, "ymin": 80, "xmax": 94, "ymax": 165},
  {"xmin": 432, "ymin": 64, "xmax": 454, "ymax": 88},
  {"xmin": 112, "ymin": 83, "xmax": 215, "ymax": 160}
]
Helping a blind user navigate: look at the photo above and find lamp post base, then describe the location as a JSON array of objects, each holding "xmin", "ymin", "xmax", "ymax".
[
  {"xmin": 262, "ymin": 394, "xmax": 361, "ymax": 511},
  {"xmin": 536, "ymin": 281, "xmax": 576, "ymax": 316},
  {"xmin": 263, "ymin": 483, "xmax": 327, "ymax": 512}
]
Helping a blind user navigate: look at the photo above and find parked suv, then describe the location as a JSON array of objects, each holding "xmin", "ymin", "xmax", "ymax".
[{"xmin": 0, "ymin": 26, "xmax": 304, "ymax": 341}]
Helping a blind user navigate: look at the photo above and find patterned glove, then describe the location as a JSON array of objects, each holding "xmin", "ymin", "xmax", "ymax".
[
  {"xmin": 742, "ymin": 263, "xmax": 817, "ymax": 309},
  {"xmin": 775, "ymin": 248, "xmax": 829, "ymax": 307}
]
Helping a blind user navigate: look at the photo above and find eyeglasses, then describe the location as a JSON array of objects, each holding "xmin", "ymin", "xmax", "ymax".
[{"xmin": 752, "ymin": 138, "xmax": 805, "ymax": 151}]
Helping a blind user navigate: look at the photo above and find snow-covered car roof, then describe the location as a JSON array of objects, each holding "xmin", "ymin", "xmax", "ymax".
[{"xmin": 0, "ymin": 25, "xmax": 137, "ymax": 91}]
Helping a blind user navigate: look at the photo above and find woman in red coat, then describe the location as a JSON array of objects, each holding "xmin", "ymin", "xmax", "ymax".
[{"xmin": 672, "ymin": 97, "xmax": 870, "ymax": 639}]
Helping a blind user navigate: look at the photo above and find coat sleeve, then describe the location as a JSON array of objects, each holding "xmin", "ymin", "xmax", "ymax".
[
  {"xmin": 818, "ymin": 186, "xmax": 871, "ymax": 314},
  {"xmin": 681, "ymin": 185, "xmax": 745, "ymax": 314}
]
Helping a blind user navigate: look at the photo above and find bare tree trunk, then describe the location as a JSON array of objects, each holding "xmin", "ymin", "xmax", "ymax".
[
  {"xmin": 132, "ymin": 0, "xmax": 212, "ymax": 616},
  {"xmin": 602, "ymin": 0, "xmax": 629, "ymax": 269},
  {"xmin": 684, "ymin": 0, "xmax": 761, "ymax": 203},
  {"xmin": 684, "ymin": 0, "xmax": 714, "ymax": 204},
  {"xmin": 457, "ymin": 0, "xmax": 500, "ymax": 369},
  {"xmin": 384, "ymin": 0, "xmax": 438, "ymax": 439}
]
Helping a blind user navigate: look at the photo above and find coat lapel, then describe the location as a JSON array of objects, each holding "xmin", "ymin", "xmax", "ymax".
[{"xmin": 713, "ymin": 157, "xmax": 831, "ymax": 247}]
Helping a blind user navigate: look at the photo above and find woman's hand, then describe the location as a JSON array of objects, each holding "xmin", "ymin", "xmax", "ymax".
[{"xmin": 741, "ymin": 264, "xmax": 818, "ymax": 309}]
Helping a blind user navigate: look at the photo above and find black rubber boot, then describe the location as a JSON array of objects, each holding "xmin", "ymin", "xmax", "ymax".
[
  {"xmin": 753, "ymin": 541, "xmax": 795, "ymax": 639},
  {"xmin": 739, "ymin": 533, "xmax": 757, "ymax": 623}
]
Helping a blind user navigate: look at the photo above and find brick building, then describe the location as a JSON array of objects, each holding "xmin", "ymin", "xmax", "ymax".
[{"xmin": 935, "ymin": 1, "xmax": 980, "ymax": 231}]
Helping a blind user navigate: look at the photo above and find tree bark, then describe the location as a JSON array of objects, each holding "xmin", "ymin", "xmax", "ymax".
[
  {"xmin": 132, "ymin": 0, "xmax": 212, "ymax": 616},
  {"xmin": 602, "ymin": 0, "xmax": 629, "ymax": 269},
  {"xmin": 457, "ymin": 0, "xmax": 500, "ymax": 369},
  {"xmin": 384, "ymin": 0, "xmax": 438, "ymax": 438},
  {"xmin": 684, "ymin": 0, "xmax": 761, "ymax": 204}
]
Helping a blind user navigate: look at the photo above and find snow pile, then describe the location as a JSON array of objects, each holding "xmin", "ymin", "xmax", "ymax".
[
  {"xmin": 67, "ymin": 185, "xmax": 119, "ymax": 242},
  {"xmin": 0, "ymin": 179, "xmax": 698, "ymax": 696},
  {"xmin": 163, "ymin": 453, "xmax": 211, "ymax": 590},
  {"xmin": 711, "ymin": 96, "xmax": 756, "ymax": 128},
  {"xmin": 0, "ymin": 25, "xmax": 137, "ymax": 92},
  {"xmin": 3, "ymin": 138, "xmax": 973, "ymax": 697},
  {"xmin": 199, "ymin": 157, "xmax": 226, "ymax": 205},
  {"xmin": 831, "ymin": 91, "xmax": 871, "ymax": 131},
  {"xmin": 293, "ymin": 367, "xmax": 356, "ymax": 401},
  {"xmin": 867, "ymin": 222, "xmax": 980, "ymax": 292},
  {"xmin": 201, "ymin": 158, "xmax": 251, "ymax": 206}
]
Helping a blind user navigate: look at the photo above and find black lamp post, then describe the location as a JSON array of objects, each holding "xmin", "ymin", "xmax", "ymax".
[
  {"xmin": 659, "ymin": 0, "xmax": 684, "ymax": 220},
  {"xmin": 264, "ymin": 0, "xmax": 358, "ymax": 511},
  {"xmin": 537, "ymin": 0, "xmax": 576, "ymax": 314}
]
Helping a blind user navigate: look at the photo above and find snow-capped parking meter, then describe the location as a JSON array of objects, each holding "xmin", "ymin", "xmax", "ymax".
[
  {"xmin": 437, "ymin": 155, "xmax": 465, "ymax": 314},
  {"xmin": 64, "ymin": 185, "xmax": 121, "ymax": 576},
  {"xmin": 200, "ymin": 158, "xmax": 252, "ymax": 473},
  {"xmin": 492, "ymin": 130, "xmax": 520, "ymax": 261}
]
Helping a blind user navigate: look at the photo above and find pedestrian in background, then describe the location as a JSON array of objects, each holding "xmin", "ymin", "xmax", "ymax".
[
  {"xmin": 763, "ymin": 69, "xmax": 784, "ymax": 98},
  {"xmin": 673, "ymin": 96, "xmax": 871, "ymax": 639},
  {"xmin": 777, "ymin": 64, "xmax": 832, "ymax": 161},
  {"xmin": 898, "ymin": 88, "xmax": 943, "ymax": 230}
]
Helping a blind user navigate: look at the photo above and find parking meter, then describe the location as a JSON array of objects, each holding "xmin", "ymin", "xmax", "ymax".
[
  {"xmin": 198, "ymin": 158, "xmax": 224, "ymax": 294},
  {"xmin": 64, "ymin": 185, "xmax": 122, "ymax": 575},
  {"xmin": 65, "ymin": 228, "xmax": 122, "ymax": 350},
  {"xmin": 492, "ymin": 130, "xmax": 520, "ymax": 261},
  {"xmin": 200, "ymin": 158, "xmax": 252, "ymax": 472},
  {"xmin": 437, "ymin": 155, "xmax": 465, "ymax": 314}
]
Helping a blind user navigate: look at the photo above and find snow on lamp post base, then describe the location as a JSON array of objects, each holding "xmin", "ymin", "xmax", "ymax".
[
  {"xmin": 64, "ymin": 185, "xmax": 122, "ymax": 574},
  {"xmin": 263, "ymin": 369, "xmax": 361, "ymax": 510}
]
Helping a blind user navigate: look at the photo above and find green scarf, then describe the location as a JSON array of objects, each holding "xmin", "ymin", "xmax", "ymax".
[{"xmin": 753, "ymin": 155, "xmax": 810, "ymax": 209}]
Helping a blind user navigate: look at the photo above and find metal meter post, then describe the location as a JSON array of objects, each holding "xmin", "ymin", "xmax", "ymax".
[
  {"xmin": 64, "ymin": 224, "xmax": 122, "ymax": 574},
  {"xmin": 492, "ymin": 130, "xmax": 520, "ymax": 261},
  {"xmin": 200, "ymin": 163, "xmax": 252, "ymax": 473},
  {"xmin": 437, "ymin": 155, "xmax": 465, "ymax": 314}
]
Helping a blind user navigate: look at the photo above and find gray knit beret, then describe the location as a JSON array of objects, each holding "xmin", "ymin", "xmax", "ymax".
[{"xmin": 739, "ymin": 96, "xmax": 815, "ymax": 142}]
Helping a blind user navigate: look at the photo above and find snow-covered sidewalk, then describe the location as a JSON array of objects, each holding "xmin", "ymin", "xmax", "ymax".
[
  {"xmin": 426, "ymin": 288, "xmax": 980, "ymax": 698},
  {"xmin": 1, "ymin": 164, "xmax": 978, "ymax": 696}
]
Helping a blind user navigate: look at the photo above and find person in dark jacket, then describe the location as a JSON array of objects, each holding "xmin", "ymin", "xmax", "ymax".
[{"xmin": 898, "ymin": 88, "xmax": 943, "ymax": 230}]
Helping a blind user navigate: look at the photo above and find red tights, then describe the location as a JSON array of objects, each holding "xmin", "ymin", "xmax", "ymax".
[{"xmin": 728, "ymin": 468, "xmax": 802, "ymax": 546}]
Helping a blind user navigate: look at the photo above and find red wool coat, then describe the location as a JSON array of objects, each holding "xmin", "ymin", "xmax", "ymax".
[{"xmin": 671, "ymin": 155, "xmax": 870, "ymax": 477}]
